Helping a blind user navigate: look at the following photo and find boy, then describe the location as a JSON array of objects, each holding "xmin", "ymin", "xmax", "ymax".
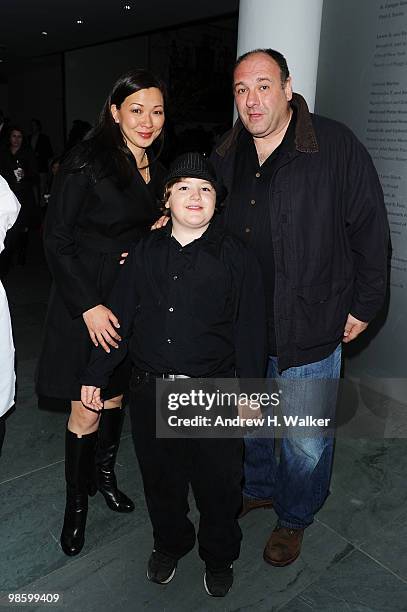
[{"xmin": 81, "ymin": 152, "xmax": 267, "ymax": 597}]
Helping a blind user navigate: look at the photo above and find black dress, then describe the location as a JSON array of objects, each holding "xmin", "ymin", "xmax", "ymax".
[{"xmin": 36, "ymin": 158, "xmax": 165, "ymax": 401}]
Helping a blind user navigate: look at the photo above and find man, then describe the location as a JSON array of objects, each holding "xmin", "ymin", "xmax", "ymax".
[{"xmin": 210, "ymin": 49, "xmax": 389, "ymax": 566}]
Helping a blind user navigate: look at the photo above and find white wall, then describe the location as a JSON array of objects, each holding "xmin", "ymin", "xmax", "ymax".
[{"xmin": 316, "ymin": 0, "xmax": 407, "ymax": 401}]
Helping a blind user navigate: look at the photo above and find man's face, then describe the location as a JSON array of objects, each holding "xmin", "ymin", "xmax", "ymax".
[{"xmin": 233, "ymin": 53, "xmax": 292, "ymax": 139}]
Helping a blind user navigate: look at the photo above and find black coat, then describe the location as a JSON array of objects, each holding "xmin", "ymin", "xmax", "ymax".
[
  {"xmin": 211, "ymin": 93, "xmax": 390, "ymax": 370},
  {"xmin": 36, "ymin": 161, "xmax": 165, "ymax": 400}
]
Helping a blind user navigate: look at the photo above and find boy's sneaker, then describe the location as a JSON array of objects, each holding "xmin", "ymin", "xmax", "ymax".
[
  {"xmin": 203, "ymin": 564, "xmax": 233, "ymax": 597},
  {"xmin": 147, "ymin": 549, "xmax": 177, "ymax": 584}
]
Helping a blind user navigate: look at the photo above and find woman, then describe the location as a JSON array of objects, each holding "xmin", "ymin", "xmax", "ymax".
[
  {"xmin": 0, "ymin": 126, "xmax": 39, "ymax": 270},
  {"xmin": 36, "ymin": 69, "xmax": 166, "ymax": 556},
  {"xmin": 0, "ymin": 176, "xmax": 20, "ymax": 454}
]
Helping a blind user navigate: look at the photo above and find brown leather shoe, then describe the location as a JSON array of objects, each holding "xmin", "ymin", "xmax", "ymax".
[
  {"xmin": 263, "ymin": 523, "xmax": 304, "ymax": 566},
  {"xmin": 239, "ymin": 495, "xmax": 273, "ymax": 518}
]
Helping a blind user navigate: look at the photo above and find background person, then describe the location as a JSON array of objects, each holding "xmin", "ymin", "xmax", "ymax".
[
  {"xmin": 0, "ymin": 175, "xmax": 20, "ymax": 454},
  {"xmin": 29, "ymin": 118, "xmax": 53, "ymax": 199},
  {"xmin": 0, "ymin": 126, "xmax": 39, "ymax": 272}
]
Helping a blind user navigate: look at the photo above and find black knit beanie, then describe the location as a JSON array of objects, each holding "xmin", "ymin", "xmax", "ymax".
[{"xmin": 164, "ymin": 152, "xmax": 221, "ymax": 194}]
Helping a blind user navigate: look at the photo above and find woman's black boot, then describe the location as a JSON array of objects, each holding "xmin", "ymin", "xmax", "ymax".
[
  {"xmin": 60, "ymin": 428, "xmax": 98, "ymax": 556},
  {"xmin": 95, "ymin": 408, "xmax": 135, "ymax": 513}
]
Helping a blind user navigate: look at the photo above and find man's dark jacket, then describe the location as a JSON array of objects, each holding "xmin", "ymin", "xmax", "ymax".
[{"xmin": 211, "ymin": 93, "xmax": 389, "ymax": 371}]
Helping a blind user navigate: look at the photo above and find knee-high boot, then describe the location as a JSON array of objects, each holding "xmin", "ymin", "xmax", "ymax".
[
  {"xmin": 95, "ymin": 407, "xmax": 135, "ymax": 513},
  {"xmin": 60, "ymin": 428, "xmax": 98, "ymax": 556}
]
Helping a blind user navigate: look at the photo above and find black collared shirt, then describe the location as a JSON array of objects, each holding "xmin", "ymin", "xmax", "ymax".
[
  {"xmin": 82, "ymin": 218, "xmax": 267, "ymax": 387},
  {"xmin": 224, "ymin": 111, "xmax": 296, "ymax": 354}
]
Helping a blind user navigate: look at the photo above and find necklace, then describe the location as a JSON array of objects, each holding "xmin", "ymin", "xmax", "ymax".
[{"xmin": 138, "ymin": 151, "xmax": 150, "ymax": 184}]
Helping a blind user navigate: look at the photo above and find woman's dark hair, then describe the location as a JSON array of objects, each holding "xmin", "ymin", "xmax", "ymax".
[
  {"xmin": 65, "ymin": 119, "xmax": 92, "ymax": 152},
  {"xmin": 63, "ymin": 68, "xmax": 166, "ymax": 187}
]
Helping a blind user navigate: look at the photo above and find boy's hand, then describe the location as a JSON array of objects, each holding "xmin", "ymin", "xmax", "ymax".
[
  {"xmin": 82, "ymin": 304, "xmax": 121, "ymax": 352},
  {"xmin": 81, "ymin": 385, "xmax": 103, "ymax": 411},
  {"xmin": 151, "ymin": 215, "xmax": 169, "ymax": 230}
]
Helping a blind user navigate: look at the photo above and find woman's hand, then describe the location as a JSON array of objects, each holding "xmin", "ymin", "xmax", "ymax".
[
  {"xmin": 82, "ymin": 304, "xmax": 121, "ymax": 352},
  {"xmin": 81, "ymin": 385, "xmax": 103, "ymax": 411},
  {"xmin": 151, "ymin": 215, "xmax": 169, "ymax": 230}
]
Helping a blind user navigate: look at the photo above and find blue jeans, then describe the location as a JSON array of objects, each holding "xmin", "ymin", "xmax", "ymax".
[{"xmin": 243, "ymin": 344, "xmax": 341, "ymax": 529}]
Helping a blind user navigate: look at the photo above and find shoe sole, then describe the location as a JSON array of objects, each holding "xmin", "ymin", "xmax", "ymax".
[
  {"xmin": 263, "ymin": 549, "xmax": 300, "ymax": 567},
  {"xmin": 147, "ymin": 566, "xmax": 176, "ymax": 584},
  {"xmin": 203, "ymin": 573, "xmax": 231, "ymax": 597}
]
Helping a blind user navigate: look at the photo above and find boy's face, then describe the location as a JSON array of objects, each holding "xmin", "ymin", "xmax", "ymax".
[{"xmin": 166, "ymin": 177, "xmax": 216, "ymax": 230}]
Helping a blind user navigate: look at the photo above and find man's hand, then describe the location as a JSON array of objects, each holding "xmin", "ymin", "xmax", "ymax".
[
  {"xmin": 120, "ymin": 252, "xmax": 128, "ymax": 265},
  {"xmin": 82, "ymin": 304, "xmax": 121, "ymax": 352},
  {"xmin": 81, "ymin": 385, "xmax": 103, "ymax": 411},
  {"xmin": 343, "ymin": 313, "xmax": 368, "ymax": 343},
  {"xmin": 151, "ymin": 215, "xmax": 170, "ymax": 230}
]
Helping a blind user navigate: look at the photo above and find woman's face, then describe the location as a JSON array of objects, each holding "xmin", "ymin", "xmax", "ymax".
[
  {"xmin": 10, "ymin": 130, "xmax": 23, "ymax": 150},
  {"xmin": 110, "ymin": 87, "xmax": 164, "ymax": 157}
]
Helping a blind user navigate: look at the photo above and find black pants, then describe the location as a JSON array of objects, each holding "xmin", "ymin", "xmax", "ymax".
[{"xmin": 130, "ymin": 379, "xmax": 243, "ymax": 569}]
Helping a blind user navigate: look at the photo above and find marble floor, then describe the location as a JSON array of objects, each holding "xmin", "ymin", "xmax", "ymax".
[{"xmin": 0, "ymin": 236, "xmax": 406, "ymax": 612}]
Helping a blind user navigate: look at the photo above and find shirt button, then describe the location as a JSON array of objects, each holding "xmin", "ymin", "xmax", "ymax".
[
  {"xmin": 250, "ymin": 199, "xmax": 256, "ymax": 206},
  {"xmin": 173, "ymin": 275, "xmax": 178, "ymax": 280},
  {"xmin": 245, "ymin": 227, "xmax": 251, "ymax": 233},
  {"xmin": 168, "ymin": 307, "xmax": 174, "ymax": 312},
  {"xmin": 255, "ymin": 172, "xmax": 261, "ymax": 178},
  {"xmin": 167, "ymin": 338, "xmax": 172, "ymax": 343}
]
